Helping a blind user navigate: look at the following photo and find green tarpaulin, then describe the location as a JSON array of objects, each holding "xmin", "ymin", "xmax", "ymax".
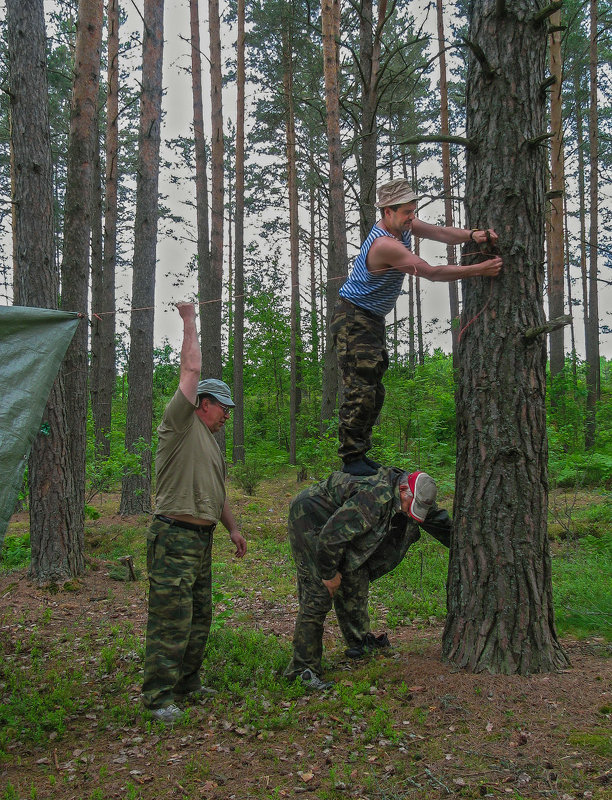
[{"xmin": 0, "ymin": 306, "xmax": 80, "ymax": 547}]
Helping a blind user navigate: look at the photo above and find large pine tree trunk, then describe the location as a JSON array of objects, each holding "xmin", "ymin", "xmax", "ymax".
[
  {"xmin": 7, "ymin": 0, "xmax": 81, "ymax": 584},
  {"xmin": 60, "ymin": 0, "xmax": 103, "ymax": 563},
  {"xmin": 442, "ymin": 2, "xmax": 569, "ymax": 674},
  {"xmin": 91, "ymin": 0, "xmax": 119, "ymax": 459},
  {"xmin": 232, "ymin": 0, "xmax": 246, "ymax": 464},
  {"xmin": 320, "ymin": 0, "xmax": 348, "ymax": 426},
  {"xmin": 120, "ymin": 0, "xmax": 164, "ymax": 515}
]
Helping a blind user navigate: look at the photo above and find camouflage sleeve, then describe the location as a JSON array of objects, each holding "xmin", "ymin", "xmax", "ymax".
[
  {"xmin": 315, "ymin": 493, "xmax": 382, "ymax": 580},
  {"xmin": 420, "ymin": 505, "xmax": 452, "ymax": 548}
]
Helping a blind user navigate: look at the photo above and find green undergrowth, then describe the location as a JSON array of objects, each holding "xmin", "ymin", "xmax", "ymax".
[
  {"xmin": 552, "ymin": 533, "xmax": 612, "ymax": 640},
  {"xmin": 0, "ymin": 608, "xmax": 145, "ymax": 759}
]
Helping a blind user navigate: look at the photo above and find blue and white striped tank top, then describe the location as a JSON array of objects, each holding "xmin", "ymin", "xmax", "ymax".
[{"xmin": 339, "ymin": 225, "xmax": 412, "ymax": 318}]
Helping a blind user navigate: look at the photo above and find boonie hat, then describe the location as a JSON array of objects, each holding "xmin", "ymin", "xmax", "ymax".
[
  {"xmin": 406, "ymin": 471, "xmax": 437, "ymax": 522},
  {"xmin": 375, "ymin": 178, "xmax": 418, "ymax": 208},
  {"xmin": 196, "ymin": 378, "xmax": 235, "ymax": 407}
]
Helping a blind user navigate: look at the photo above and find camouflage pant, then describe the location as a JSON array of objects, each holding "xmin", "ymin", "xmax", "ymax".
[
  {"xmin": 142, "ymin": 519, "xmax": 213, "ymax": 709},
  {"xmin": 330, "ymin": 299, "xmax": 388, "ymax": 461},
  {"xmin": 284, "ymin": 519, "xmax": 371, "ymax": 680}
]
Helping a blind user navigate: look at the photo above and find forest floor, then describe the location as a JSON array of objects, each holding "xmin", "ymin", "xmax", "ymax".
[{"xmin": 1, "ymin": 479, "xmax": 611, "ymax": 800}]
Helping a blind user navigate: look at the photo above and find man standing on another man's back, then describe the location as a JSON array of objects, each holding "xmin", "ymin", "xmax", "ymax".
[
  {"xmin": 142, "ymin": 301, "xmax": 247, "ymax": 724},
  {"xmin": 332, "ymin": 178, "xmax": 503, "ymax": 476}
]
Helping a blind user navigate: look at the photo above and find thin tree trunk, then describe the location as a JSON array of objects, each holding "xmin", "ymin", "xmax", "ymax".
[
  {"xmin": 443, "ymin": 0, "xmax": 568, "ymax": 674},
  {"xmin": 358, "ymin": 0, "xmax": 387, "ymax": 240},
  {"xmin": 60, "ymin": 0, "xmax": 103, "ymax": 560},
  {"xmin": 320, "ymin": 0, "xmax": 348, "ymax": 425},
  {"xmin": 563, "ymin": 192, "xmax": 578, "ymax": 388},
  {"xmin": 7, "ymin": 0, "xmax": 80, "ymax": 585},
  {"xmin": 309, "ymin": 182, "xmax": 320, "ymax": 364},
  {"xmin": 585, "ymin": 0, "xmax": 600, "ymax": 448},
  {"xmin": 410, "ymin": 159, "xmax": 424, "ymax": 365},
  {"xmin": 282, "ymin": 23, "xmax": 301, "ymax": 465},
  {"xmin": 120, "ymin": 0, "xmax": 164, "ymax": 515},
  {"xmin": 572, "ymin": 63, "xmax": 589, "ymax": 352},
  {"xmin": 204, "ymin": 0, "xmax": 224, "ymax": 380},
  {"xmin": 232, "ymin": 0, "xmax": 246, "ymax": 464},
  {"xmin": 436, "ymin": 0, "xmax": 459, "ymax": 367},
  {"xmin": 91, "ymin": 0, "xmax": 119, "ymax": 460},
  {"xmin": 90, "ymin": 113, "xmax": 105, "ymax": 449},
  {"xmin": 189, "ymin": 0, "xmax": 212, "ymax": 385},
  {"xmin": 547, "ymin": 8, "xmax": 566, "ymax": 383}
]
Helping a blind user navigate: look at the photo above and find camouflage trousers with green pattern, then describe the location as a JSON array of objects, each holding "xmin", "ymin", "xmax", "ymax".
[
  {"xmin": 142, "ymin": 519, "xmax": 213, "ymax": 710},
  {"xmin": 283, "ymin": 521, "xmax": 371, "ymax": 680},
  {"xmin": 330, "ymin": 299, "xmax": 389, "ymax": 461}
]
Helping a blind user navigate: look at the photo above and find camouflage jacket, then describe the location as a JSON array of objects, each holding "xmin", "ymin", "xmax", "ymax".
[{"xmin": 288, "ymin": 467, "xmax": 452, "ymax": 581}]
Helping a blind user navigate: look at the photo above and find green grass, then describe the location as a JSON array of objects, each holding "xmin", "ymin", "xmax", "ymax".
[
  {"xmin": 371, "ymin": 537, "xmax": 449, "ymax": 626},
  {"xmin": 552, "ymin": 534, "xmax": 612, "ymax": 640},
  {"xmin": 567, "ymin": 731, "xmax": 612, "ymax": 757},
  {"xmin": 0, "ymin": 533, "xmax": 31, "ymax": 570}
]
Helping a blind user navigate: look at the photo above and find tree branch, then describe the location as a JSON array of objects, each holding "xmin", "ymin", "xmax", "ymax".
[
  {"xmin": 532, "ymin": 1, "xmax": 564, "ymax": 26},
  {"xmin": 539, "ymin": 75, "xmax": 557, "ymax": 93},
  {"xmin": 397, "ymin": 134, "xmax": 478, "ymax": 152},
  {"xmin": 524, "ymin": 315, "xmax": 572, "ymax": 340},
  {"xmin": 460, "ymin": 37, "xmax": 497, "ymax": 81},
  {"xmin": 526, "ymin": 132, "xmax": 554, "ymax": 147}
]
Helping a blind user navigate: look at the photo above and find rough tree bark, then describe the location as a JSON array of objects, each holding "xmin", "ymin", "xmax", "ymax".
[
  {"xmin": 7, "ymin": 0, "xmax": 80, "ymax": 584},
  {"xmin": 120, "ymin": 0, "xmax": 164, "ymax": 515},
  {"xmin": 442, "ymin": 1, "xmax": 569, "ymax": 674}
]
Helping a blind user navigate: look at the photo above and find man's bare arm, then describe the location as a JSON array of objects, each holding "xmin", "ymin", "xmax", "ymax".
[
  {"xmin": 412, "ymin": 218, "xmax": 499, "ymax": 247},
  {"xmin": 176, "ymin": 302, "xmax": 201, "ymax": 405},
  {"xmin": 367, "ymin": 236, "xmax": 503, "ymax": 282},
  {"xmin": 220, "ymin": 499, "xmax": 247, "ymax": 558}
]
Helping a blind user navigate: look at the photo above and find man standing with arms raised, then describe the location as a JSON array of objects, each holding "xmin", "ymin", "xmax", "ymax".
[
  {"xmin": 331, "ymin": 178, "xmax": 503, "ymax": 476},
  {"xmin": 142, "ymin": 301, "xmax": 247, "ymax": 724}
]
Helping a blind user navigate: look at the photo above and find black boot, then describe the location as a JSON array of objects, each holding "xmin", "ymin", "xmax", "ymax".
[{"xmin": 345, "ymin": 632, "xmax": 391, "ymax": 659}]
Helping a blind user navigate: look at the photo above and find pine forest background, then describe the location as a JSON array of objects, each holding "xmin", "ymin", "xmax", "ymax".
[{"xmin": 1, "ymin": 0, "xmax": 611, "ymax": 581}]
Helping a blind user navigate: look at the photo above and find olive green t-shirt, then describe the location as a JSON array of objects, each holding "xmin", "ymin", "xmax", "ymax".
[{"xmin": 154, "ymin": 388, "xmax": 226, "ymax": 522}]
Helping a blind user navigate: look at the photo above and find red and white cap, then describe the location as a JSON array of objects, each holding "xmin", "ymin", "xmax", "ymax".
[{"xmin": 406, "ymin": 471, "xmax": 437, "ymax": 522}]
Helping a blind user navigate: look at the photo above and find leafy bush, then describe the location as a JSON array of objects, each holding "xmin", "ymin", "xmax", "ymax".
[
  {"xmin": 551, "ymin": 452, "xmax": 612, "ymax": 488},
  {"xmin": 85, "ymin": 440, "xmax": 148, "ymax": 501},
  {"xmin": 0, "ymin": 533, "xmax": 30, "ymax": 570},
  {"xmin": 231, "ymin": 458, "xmax": 266, "ymax": 495}
]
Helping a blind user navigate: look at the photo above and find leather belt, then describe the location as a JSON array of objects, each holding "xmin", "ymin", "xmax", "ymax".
[{"xmin": 155, "ymin": 514, "xmax": 216, "ymax": 534}]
